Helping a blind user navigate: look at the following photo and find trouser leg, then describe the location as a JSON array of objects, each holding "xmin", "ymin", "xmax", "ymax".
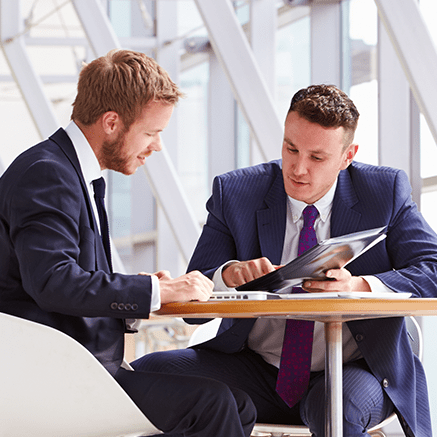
[
  {"xmin": 115, "ymin": 367, "xmax": 256, "ymax": 437},
  {"xmin": 131, "ymin": 347, "xmax": 303, "ymax": 426},
  {"xmin": 299, "ymin": 359, "xmax": 395, "ymax": 437}
]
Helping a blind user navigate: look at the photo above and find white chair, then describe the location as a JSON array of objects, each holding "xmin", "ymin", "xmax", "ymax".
[
  {"xmin": 187, "ymin": 318, "xmax": 222, "ymax": 346},
  {"xmin": 188, "ymin": 317, "xmax": 423, "ymax": 437},
  {"xmin": 0, "ymin": 311, "xmax": 161, "ymax": 437}
]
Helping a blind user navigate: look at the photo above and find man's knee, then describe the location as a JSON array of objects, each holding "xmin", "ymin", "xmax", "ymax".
[
  {"xmin": 300, "ymin": 362, "xmax": 394, "ymax": 436},
  {"xmin": 131, "ymin": 349, "xmax": 197, "ymax": 374}
]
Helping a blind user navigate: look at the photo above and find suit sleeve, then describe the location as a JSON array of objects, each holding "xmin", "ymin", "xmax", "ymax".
[
  {"xmin": 358, "ymin": 169, "xmax": 437, "ymax": 298},
  {"xmin": 8, "ymin": 158, "xmax": 153, "ymax": 318}
]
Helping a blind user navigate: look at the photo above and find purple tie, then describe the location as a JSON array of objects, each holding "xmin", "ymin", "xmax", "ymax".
[{"xmin": 276, "ymin": 205, "xmax": 319, "ymax": 408}]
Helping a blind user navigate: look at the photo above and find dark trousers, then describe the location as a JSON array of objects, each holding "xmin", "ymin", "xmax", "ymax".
[
  {"xmin": 114, "ymin": 367, "xmax": 256, "ymax": 437},
  {"xmin": 131, "ymin": 347, "xmax": 394, "ymax": 437}
]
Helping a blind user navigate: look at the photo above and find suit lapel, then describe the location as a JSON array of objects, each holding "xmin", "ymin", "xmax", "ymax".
[
  {"xmin": 331, "ymin": 167, "xmax": 362, "ymax": 237},
  {"xmin": 49, "ymin": 128, "xmax": 110, "ymax": 273},
  {"xmin": 256, "ymin": 172, "xmax": 287, "ymax": 265}
]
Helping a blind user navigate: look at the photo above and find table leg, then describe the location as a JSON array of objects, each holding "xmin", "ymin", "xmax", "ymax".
[{"xmin": 325, "ymin": 321, "xmax": 343, "ymax": 437}]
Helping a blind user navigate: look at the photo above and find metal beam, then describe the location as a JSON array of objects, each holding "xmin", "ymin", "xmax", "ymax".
[
  {"xmin": 378, "ymin": 18, "xmax": 421, "ymax": 205},
  {"xmin": 310, "ymin": 1, "xmax": 342, "ymax": 87},
  {"xmin": 193, "ymin": 0, "xmax": 283, "ymax": 162},
  {"xmin": 0, "ymin": 0, "xmax": 58, "ymax": 138},
  {"xmin": 208, "ymin": 51, "xmax": 236, "ymax": 185},
  {"xmin": 143, "ymin": 147, "xmax": 201, "ymax": 263},
  {"xmin": 71, "ymin": 0, "xmax": 119, "ymax": 57},
  {"xmin": 22, "ymin": 36, "xmax": 157, "ymax": 50},
  {"xmin": 250, "ymin": 0, "xmax": 277, "ymax": 92},
  {"xmin": 374, "ymin": 0, "xmax": 437, "ymax": 144},
  {"xmin": 72, "ymin": 0, "xmax": 201, "ymax": 264},
  {"xmin": 0, "ymin": 74, "xmax": 79, "ymax": 83}
]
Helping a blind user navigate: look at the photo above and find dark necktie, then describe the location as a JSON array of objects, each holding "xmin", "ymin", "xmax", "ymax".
[
  {"xmin": 276, "ymin": 204, "xmax": 319, "ymax": 407},
  {"xmin": 92, "ymin": 177, "xmax": 113, "ymax": 272}
]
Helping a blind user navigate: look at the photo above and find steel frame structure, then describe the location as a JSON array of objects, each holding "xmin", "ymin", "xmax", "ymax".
[
  {"xmin": 1, "ymin": 0, "xmax": 437, "ymax": 433},
  {"xmin": 1, "ymin": 0, "xmax": 436, "ymax": 273}
]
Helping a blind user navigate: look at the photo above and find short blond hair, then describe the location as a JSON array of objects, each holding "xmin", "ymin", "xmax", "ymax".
[{"xmin": 71, "ymin": 49, "xmax": 183, "ymax": 129}]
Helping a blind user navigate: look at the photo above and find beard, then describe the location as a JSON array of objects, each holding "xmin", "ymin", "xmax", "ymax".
[{"xmin": 99, "ymin": 129, "xmax": 132, "ymax": 175}]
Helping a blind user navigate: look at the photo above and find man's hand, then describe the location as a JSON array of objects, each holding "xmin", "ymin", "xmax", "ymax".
[
  {"xmin": 158, "ymin": 271, "xmax": 214, "ymax": 304},
  {"xmin": 302, "ymin": 268, "xmax": 371, "ymax": 293},
  {"xmin": 222, "ymin": 257, "xmax": 281, "ymax": 288}
]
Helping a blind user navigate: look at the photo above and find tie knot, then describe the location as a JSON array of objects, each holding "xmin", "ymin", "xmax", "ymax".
[
  {"xmin": 92, "ymin": 177, "xmax": 106, "ymax": 199},
  {"xmin": 302, "ymin": 205, "xmax": 318, "ymax": 228}
]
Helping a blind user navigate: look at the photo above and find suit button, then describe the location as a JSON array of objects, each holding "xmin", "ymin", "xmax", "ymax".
[
  {"xmin": 355, "ymin": 334, "xmax": 364, "ymax": 342},
  {"xmin": 110, "ymin": 302, "xmax": 118, "ymax": 310},
  {"xmin": 125, "ymin": 304, "xmax": 132, "ymax": 311},
  {"xmin": 382, "ymin": 378, "xmax": 389, "ymax": 388},
  {"xmin": 118, "ymin": 303, "xmax": 125, "ymax": 310},
  {"xmin": 132, "ymin": 304, "xmax": 138, "ymax": 311}
]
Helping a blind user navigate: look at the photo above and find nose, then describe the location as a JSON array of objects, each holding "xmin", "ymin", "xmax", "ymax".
[
  {"xmin": 293, "ymin": 155, "xmax": 307, "ymax": 176},
  {"xmin": 150, "ymin": 133, "xmax": 162, "ymax": 152}
]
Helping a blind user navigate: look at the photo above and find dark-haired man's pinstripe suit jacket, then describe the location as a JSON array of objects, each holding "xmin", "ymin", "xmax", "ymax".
[{"xmin": 187, "ymin": 159, "xmax": 437, "ymax": 437}]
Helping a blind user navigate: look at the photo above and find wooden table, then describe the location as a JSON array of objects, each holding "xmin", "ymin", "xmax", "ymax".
[{"xmin": 154, "ymin": 298, "xmax": 437, "ymax": 437}]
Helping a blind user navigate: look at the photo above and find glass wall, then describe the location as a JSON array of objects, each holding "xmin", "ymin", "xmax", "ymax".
[
  {"xmin": 275, "ymin": 15, "xmax": 311, "ymax": 121},
  {"xmin": 348, "ymin": 0, "xmax": 378, "ymax": 166},
  {"xmin": 178, "ymin": 63, "xmax": 210, "ymax": 221}
]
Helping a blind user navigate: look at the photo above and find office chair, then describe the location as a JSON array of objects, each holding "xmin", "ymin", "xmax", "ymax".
[
  {"xmin": 0, "ymin": 311, "xmax": 162, "ymax": 437},
  {"xmin": 188, "ymin": 317, "xmax": 423, "ymax": 437}
]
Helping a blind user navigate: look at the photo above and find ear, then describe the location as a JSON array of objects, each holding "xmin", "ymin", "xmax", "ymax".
[
  {"xmin": 101, "ymin": 111, "xmax": 122, "ymax": 135},
  {"xmin": 341, "ymin": 143, "xmax": 358, "ymax": 170}
]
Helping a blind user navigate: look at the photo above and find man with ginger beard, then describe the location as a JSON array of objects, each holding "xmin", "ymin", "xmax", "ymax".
[{"xmin": 0, "ymin": 49, "xmax": 256, "ymax": 437}]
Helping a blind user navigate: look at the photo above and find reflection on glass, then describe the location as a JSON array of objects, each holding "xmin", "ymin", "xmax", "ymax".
[
  {"xmin": 178, "ymin": 63, "xmax": 209, "ymax": 221},
  {"xmin": 421, "ymin": 192, "xmax": 437, "ymax": 232},
  {"xmin": 348, "ymin": 0, "xmax": 378, "ymax": 166},
  {"xmin": 421, "ymin": 115, "xmax": 437, "ymax": 179},
  {"xmin": 276, "ymin": 17, "xmax": 310, "ymax": 120},
  {"xmin": 108, "ymin": 171, "xmax": 131, "ymax": 240}
]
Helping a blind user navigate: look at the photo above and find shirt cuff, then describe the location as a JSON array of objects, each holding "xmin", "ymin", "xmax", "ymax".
[
  {"xmin": 150, "ymin": 274, "xmax": 161, "ymax": 311},
  {"xmin": 212, "ymin": 261, "xmax": 238, "ymax": 291},
  {"xmin": 362, "ymin": 275, "xmax": 394, "ymax": 293}
]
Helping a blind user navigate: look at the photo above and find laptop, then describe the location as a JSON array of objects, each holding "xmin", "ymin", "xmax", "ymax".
[{"xmin": 208, "ymin": 291, "xmax": 412, "ymax": 301}]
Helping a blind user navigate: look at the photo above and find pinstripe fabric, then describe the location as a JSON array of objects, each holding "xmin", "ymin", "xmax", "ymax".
[
  {"xmin": 300, "ymin": 359, "xmax": 394, "ymax": 436},
  {"xmin": 187, "ymin": 160, "xmax": 437, "ymax": 437}
]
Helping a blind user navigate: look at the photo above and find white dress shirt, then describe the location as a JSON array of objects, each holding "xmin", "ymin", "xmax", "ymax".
[
  {"xmin": 64, "ymin": 121, "xmax": 161, "ymax": 312},
  {"xmin": 213, "ymin": 180, "xmax": 392, "ymax": 371}
]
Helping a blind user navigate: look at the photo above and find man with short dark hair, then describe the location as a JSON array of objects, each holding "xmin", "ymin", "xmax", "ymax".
[{"xmin": 133, "ymin": 84, "xmax": 437, "ymax": 437}]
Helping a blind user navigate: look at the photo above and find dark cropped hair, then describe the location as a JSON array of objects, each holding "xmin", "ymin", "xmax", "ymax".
[{"xmin": 288, "ymin": 84, "xmax": 360, "ymax": 145}]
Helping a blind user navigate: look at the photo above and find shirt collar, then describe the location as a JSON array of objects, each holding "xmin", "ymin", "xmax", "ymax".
[
  {"xmin": 288, "ymin": 179, "xmax": 338, "ymax": 224},
  {"xmin": 64, "ymin": 121, "xmax": 102, "ymax": 185}
]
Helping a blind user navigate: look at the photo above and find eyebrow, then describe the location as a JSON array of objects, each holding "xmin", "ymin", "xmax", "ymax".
[{"xmin": 284, "ymin": 137, "xmax": 330, "ymax": 156}]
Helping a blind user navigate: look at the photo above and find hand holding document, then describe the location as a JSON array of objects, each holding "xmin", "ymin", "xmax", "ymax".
[{"xmin": 237, "ymin": 226, "xmax": 387, "ymax": 294}]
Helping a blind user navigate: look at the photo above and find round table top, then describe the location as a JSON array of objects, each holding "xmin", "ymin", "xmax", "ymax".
[{"xmin": 154, "ymin": 297, "xmax": 437, "ymax": 322}]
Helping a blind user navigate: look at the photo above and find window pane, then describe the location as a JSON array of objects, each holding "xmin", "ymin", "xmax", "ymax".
[
  {"xmin": 178, "ymin": 63, "xmax": 209, "ymax": 221},
  {"xmin": 419, "ymin": 0, "xmax": 437, "ymax": 179},
  {"xmin": 276, "ymin": 17, "xmax": 310, "ymax": 121},
  {"xmin": 348, "ymin": 0, "xmax": 378, "ymax": 166}
]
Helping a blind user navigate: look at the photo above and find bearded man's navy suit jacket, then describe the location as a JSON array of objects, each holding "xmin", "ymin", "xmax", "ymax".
[
  {"xmin": 187, "ymin": 160, "xmax": 437, "ymax": 437},
  {"xmin": 0, "ymin": 128, "xmax": 153, "ymax": 376}
]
